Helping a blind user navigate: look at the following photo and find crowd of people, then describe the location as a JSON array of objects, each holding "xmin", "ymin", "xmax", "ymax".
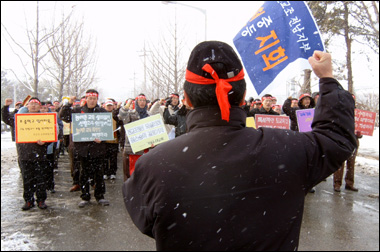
[
  {"xmin": 1, "ymin": 40, "xmax": 361, "ymax": 250},
  {"xmin": 1, "ymin": 90, "xmax": 191, "ymax": 210}
]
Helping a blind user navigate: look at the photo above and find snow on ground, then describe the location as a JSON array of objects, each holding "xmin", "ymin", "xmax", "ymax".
[{"xmin": 1, "ymin": 127, "xmax": 378, "ymax": 175}]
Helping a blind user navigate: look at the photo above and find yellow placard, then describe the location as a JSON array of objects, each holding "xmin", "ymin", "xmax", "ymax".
[
  {"xmin": 15, "ymin": 113, "xmax": 58, "ymax": 143},
  {"xmin": 124, "ymin": 114, "xmax": 169, "ymax": 153},
  {"xmin": 246, "ymin": 117, "xmax": 256, "ymax": 128}
]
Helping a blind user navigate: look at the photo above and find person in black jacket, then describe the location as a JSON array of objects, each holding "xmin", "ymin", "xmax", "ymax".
[
  {"xmin": 3, "ymin": 97, "xmax": 50, "ymax": 210},
  {"xmin": 282, "ymin": 93, "xmax": 316, "ymax": 131},
  {"xmin": 248, "ymin": 94, "xmax": 279, "ymax": 118},
  {"xmin": 1, "ymin": 98, "xmax": 22, "ymax": 142},
  {"xmin": 163, "ymin": 97, "xmax": 191, "ymax": 137},
  {"xmin": 122, "ymin": 41, "xmax": 357, "ymax": 251},
  {"xmin": 59, "ymin": 89, "xmax": 110, "ymax": 208}
]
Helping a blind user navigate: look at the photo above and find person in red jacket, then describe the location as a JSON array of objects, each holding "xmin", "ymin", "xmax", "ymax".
[{"xmin": 122, "ymin": 41, "xmax": 357, "ymax": 251}]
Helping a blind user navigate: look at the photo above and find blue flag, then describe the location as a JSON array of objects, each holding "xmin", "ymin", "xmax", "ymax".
[{"xmin": 233, "ymin": 1, "xmax": 324, "ymax": 96}]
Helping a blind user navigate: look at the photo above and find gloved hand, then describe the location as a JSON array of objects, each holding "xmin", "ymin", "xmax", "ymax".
[{"xmin": 165, "ymin": 99, "xmax": 171, "ymax": 107}]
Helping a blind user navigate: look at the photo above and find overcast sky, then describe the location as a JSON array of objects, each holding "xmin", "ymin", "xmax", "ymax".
[{"xmin": 1, "ymin": 1, "xmax": 379, "ymax": 104}]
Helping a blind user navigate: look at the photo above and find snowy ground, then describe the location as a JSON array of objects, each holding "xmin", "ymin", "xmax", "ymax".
[{"xmin": 1, "ymin": 128, "xmax": 378, "ymax": 251}]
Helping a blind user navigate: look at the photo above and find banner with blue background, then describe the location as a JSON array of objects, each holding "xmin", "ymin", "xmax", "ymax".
[{"xmin": 233, "ymin": 1, "xmax": 324, "ymax": 96}]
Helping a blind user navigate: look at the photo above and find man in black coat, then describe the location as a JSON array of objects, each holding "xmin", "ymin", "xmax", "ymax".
[
  {"xmin": 3, "ymin": 97, "xmax": 50, "ymax": 210},
  {"xmin": 122, "ymin": 41, "xmax": 357, "ymax": 251},
  {"xmin": 59, "ymin": 89, "xmax": 110, "ymax": 208}
]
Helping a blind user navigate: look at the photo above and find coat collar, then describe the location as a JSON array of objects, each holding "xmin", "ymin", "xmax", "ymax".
[{"xmin": 186, "ymin": 106, "xmax": 247, "ymax": 132}]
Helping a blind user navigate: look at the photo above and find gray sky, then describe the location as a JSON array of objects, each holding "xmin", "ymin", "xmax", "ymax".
[{"xmin": 1, "ymin": 1, "xmax": 379, "ymax": 104}]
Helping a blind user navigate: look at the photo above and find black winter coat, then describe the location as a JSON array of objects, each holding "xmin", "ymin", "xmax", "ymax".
[
  {"xmin": 163, "ymin": 105, "xmax": 189, "ymax": 137},
  {"xmin": 248, "ymin": 106, "xmax": 280, "ymax": 118},
  {"xmin": 1, "ymin": 105, "xmax": 17, "ymax": 141},
  {"xmin": 283, "ymin": 96, "xmax": 316, "ymax": 131},
  {"xmin": 122, "ymin": 78, "xmax": 357, "ymax": 251},
  {"xmin": 59, "ymin": 104, "xmax": 107, "ymax": 158},
  {"xmin": 2, "ymin": 107, "xmax": 49, "ymax": 160}
]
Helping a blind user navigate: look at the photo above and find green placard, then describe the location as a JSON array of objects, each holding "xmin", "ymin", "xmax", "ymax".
[
  {"xmin": 72, "ymin": 113, "xmax": 114, "ymax": 142},
  {"xmin": 124, "ymin": 114, "xmax": 169, "ymax": 153}
]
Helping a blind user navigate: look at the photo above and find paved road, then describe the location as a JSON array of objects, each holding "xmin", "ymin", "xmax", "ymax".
[{"xmin": 1, "ymin": 146, "xmax": 379, "ymax": 251}]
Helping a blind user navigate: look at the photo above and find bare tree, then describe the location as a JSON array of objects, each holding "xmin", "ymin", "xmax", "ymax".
[
  {"xmin": 1, "ymin": 1, "xmax": 74, "ymax": 97},
  {"xmin": 43, "ymin": 9, "xmax": 98, "ymax": 100},
  {"xmin": 143, "ymin": 10, "xmax": 187, "ymax": 99}
]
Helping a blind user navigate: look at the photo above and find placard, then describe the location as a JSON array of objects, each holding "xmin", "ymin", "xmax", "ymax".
[
  {"xmin": 72, "ymin": 113, "xmax": 114, "ymax": 142},
  {"xmin": 15, "ymin": 113, "xmax": 57, "ymax": 143},
  {"xmin": 63, "ymin": 122, "xmax": 71, "ymax": 135},
  {"xmin": 124, "ymin": 114, "xmax": 169, "ymax": 153},
  {"xmin": 246, "ymin": 117, "xmax": 256, "ymax": 128},
  {"xmin": 355, "ymin": 109, "xmax": 376, "ymax": 136},
  {"xmin": 296, "ymin": 108, "xmax": 314, "ymax": 132},
  {"xmin": 255, "ymin": 114, "xmax": 290, "ymax": 129}
]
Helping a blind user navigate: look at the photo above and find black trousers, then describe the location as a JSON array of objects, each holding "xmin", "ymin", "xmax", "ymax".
[
  {"xmin": 79, "ymin": 156, "xmax": 105, "ymax": 201},
  {"xmin": 19, "ymin": 159, "xmax": 48, "ymax": 203},
  {"xmin": 104, "ymin": 144, "xmax": 119, "ymax": 176}
]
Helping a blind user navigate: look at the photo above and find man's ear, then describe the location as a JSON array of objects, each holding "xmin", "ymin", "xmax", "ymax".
[
  {"xmin": 184, "ymin": 91, "xmax": 193, "ymax": 108},
  {"xmin": 239, "ymin": 90, "xmax": 247, "ymax": 106}
]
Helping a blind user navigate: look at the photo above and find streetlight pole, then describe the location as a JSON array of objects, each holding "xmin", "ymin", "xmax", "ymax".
[{"xmin": 162, "ymin": 1, "xmax": 207, "ymax": 41}]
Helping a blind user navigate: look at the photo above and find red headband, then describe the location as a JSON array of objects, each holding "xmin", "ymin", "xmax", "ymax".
[
  {"xmin": 185, "ymin": 64, "xmax": 245, "ymax": 122},
  {"xmin": 135, "ymin": 95, "xmax": 146, "ymax": 100},
  {"xmin": 86, "ymin": 92, "xmax": 98, "ymax": 97},
  {"xmin": 261, "ymin": 96, "xmax": 272, "ymax": 102},
  {"xmin": 28, "ymin": 99, "xmax": 41, "ymax": 105},
  {"xmin": 170, "ymin": 94, "xmax": 179, "ymax": 98}
]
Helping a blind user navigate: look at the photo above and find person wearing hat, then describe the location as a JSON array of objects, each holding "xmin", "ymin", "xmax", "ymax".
[
  {"xmin": 283, "ymin": 93, "xmax": 315, "ymax": 131},
  {"xmin": 3, "ymin": 97, "xmax": 50, "ymax": 210},
  {"xmin": 283, "ymin": 93, "xmax": 317, "ymax": 193},
  {"xmin": 122, "ymin": 42, "xmax": 357, "ymax": 250},
  {"xmin": 59, "ymin": 89, "xmax": 110, "ymax": 208},
  {"xmin": 103, "ymin": 99, "xmax": 124, "ymax": 180}
]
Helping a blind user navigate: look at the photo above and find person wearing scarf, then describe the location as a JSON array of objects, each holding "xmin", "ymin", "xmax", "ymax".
[{"xmin": 118, "ymin": 93, "xmax": 152, "ymax": 181}]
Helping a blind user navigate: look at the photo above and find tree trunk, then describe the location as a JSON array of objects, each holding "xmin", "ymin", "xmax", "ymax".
[
  {"xmin": 302, "ymin": 69, "xmax": 312, "ymax": 94},
  {"xmin": 344, "ymin": 2, "xmax": 354, "ymax": 93}
]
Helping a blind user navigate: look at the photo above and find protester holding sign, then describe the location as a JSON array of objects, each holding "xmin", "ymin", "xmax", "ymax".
[
  {"xmin": 3, "ymin": 97, "xmax": 50, "ymax": 210},
  {"xmin": 118, "ymin": 93, "xmax": 152, "ymax": 181},
  {"xmin": 282, "ymin": 93, "xmax": 315, "ymax": 131},
  {"xmin": 59, "ymin": 89, "xmax": 110, "ymax": 208},
  {"xmin": 283, "ymin": 93, "xmax": 316, "ymax": 193},
  {"xmin": 122, "ymin": 42, "xmax": 357, "ymax": 251}
]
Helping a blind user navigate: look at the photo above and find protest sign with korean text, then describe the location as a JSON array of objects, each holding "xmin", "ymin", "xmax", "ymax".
[
  {"xmin": 255, "ymin": 114, "xmax": 290, "ymax": 129},
  {"xmin": 15, "ymin": 113, "xmax": 57, "ymax": 143},
  {"xmin": 72, "ymin": 113, "xmax": 114, "ymax": 142},
  {"xmin": 124, "ymin": 114, "xmax": 169, "ymax": 153},
  {"xmin": 355, "ymin": 109, "xmax": 376, "ymax": 136},
  {"xmin": 233, "ymin": 1, "xmax": 324, "ymax": 96},
  {"xmin": 296, "ymin": 108, "xmax": 314, "ymax": 132}
]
